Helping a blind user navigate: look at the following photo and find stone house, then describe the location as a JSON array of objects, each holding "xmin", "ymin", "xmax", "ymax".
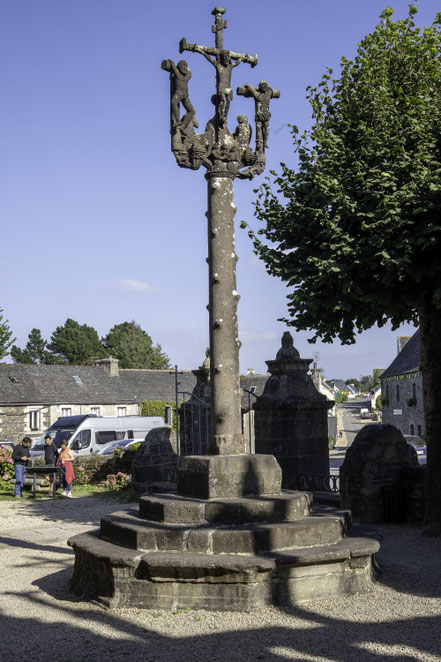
[
  {"xmin": 380, "ymin": 329, "xmax": 424, "ymax": 437},
  {"xmin": 0, "ymin": 357, "xmax": 268, "ymax": 445},
  {"xmin": 0, "ymin": 358, "xmax": 195, "ymax": 444},
  {"xmin": 328, "ymin": 380, "xmax": 357, "ymax": 398}
]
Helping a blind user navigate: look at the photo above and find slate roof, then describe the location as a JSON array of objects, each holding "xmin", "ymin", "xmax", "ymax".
[
  {"xmin": 381, "ymin": 329, "xmax": 421, "ymax": 379},
  {"xmin": 0, "ymin": 363, "xmax": 269, "ymax": 409},
  {"xmin": 329, "ymin": 379, "xmax": 355, "ymax": 393},
  {"xmin": 0, "ymin": 364, "xmax": 197, "ymax": 406}
]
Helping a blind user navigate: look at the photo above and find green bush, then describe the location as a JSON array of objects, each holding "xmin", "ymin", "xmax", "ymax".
[
  {"xmin": 141, "ymin": 400, "xmax": 181, "ymax": 430},
  {"xmin": 0, "ymin": 445, "xmax": 15, "ymax": 487},
  {"xmin": 104, "ymin": 472, "xmax": 131, "ymax": 490}
]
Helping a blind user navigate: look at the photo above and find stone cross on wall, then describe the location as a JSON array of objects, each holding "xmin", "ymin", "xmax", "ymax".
[{"xmin": 162, "ymin": 7, "xmax": 279, "ymax": 456}]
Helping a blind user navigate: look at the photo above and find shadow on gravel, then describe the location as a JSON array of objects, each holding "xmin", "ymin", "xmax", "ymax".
[
  {"xmin": 3, "ymin": 587, "xmax": 441, "ymax": 662},
  {"xmin": 4, "ymin": 494, "xmax": 122, "ymax": 528},
  {"xmin": 0, "ymin": 535, "xmax": 68, "ymax": 555}
]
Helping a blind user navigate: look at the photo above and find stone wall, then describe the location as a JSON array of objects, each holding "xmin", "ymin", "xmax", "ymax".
[
  {"xmin": 381, "ymin": 371, "xmax": 425, "ymax": 437},
  {"xmin": 132, "ymin": 427, "xmax": 178, "ymax": 495},
  {"xmin": 0, "ymin": 407, "xmax": 27, "ymax": 444},
  {"xmin": 340, "ymin": 424, "xmax": 419, "ymax": 523}
]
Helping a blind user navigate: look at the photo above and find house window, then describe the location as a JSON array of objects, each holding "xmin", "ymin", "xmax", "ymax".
[
  {"xmin": 117, "ymin": 407, "xmax": 126, "ymax": 417},
  {"xmin": 412, "ymin": 383, "xmax": 416, "ymax": 400},
  {"xmin": 29, "ymin": 410, "xmax": 39, "ymax": 431},
  {"xmin": 396, "ymin": 385, "xmax": 400, "ymax": 402},
  {"xmin": 386, "ymin": 385, "xmax": 389, "ymax": 398},
  {"xmin": 91, "ymin": 407, "xmax": 100, "ymax": 416},
  {"xmin": 417, "ymin": 425, "xmax": 422, "ymax": 437},
  {"xmin": 61, "ymin": 408, "xmax": 72, "ymax": 417},
  {"xmin": 410, "ymin": 424, "xmax": 415, "ymax": 435}
]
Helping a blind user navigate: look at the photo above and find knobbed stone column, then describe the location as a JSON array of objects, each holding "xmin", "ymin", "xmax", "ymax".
[{"xmin": 206, "ymin": 172, "xmax": 243, "ymax": 455}]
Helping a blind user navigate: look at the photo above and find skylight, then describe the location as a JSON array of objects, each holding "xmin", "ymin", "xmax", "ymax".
[{"xmin": 73, "ymin": 375, "xmax": 82, "ymax": 383}]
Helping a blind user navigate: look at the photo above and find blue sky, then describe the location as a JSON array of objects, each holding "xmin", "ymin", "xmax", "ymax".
[{"xmin": 1, "ymin": 0, "xmax": 433, "ymax": 379}]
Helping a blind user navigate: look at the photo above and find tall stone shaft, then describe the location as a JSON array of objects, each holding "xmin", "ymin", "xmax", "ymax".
[{"xmin": 206, "ymin": 172, "xmax": 243, "ymax": 455}]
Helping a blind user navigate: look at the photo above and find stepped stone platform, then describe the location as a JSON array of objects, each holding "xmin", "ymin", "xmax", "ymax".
[{"xmin": 68, "ymin": 459, "xmax": 382, "ymax": 611}]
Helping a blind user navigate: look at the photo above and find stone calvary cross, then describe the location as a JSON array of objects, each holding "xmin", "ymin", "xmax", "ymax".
[{"xmin": 162, "ymin": 7, "xmax": 280, "ymax": 461}]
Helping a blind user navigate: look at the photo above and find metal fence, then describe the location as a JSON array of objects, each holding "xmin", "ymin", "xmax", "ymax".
[
  {"xmin": 177, "ymin": 392, "xmax": 210, "ymax": 457},
  {"xmin": 295, "ymin": 473, "xmax": 340, "ymax": 493}
]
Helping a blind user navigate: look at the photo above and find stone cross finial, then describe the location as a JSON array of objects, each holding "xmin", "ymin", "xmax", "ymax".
[{"xmin": 211, "ymin": 7, "xmax": 227, "ymax": 49}]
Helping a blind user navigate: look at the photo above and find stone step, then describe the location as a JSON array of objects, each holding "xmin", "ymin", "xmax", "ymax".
[
  {"xmin": 100, "ymin": 509, "xmax": 348, "ymax": 555},
  {"xmin": 68, "ymin": 527, "xmax": 380, "ymax": 610},
  {"xmin": 139, "ymin": 491, "xmax": 313, "ymax": 525}
]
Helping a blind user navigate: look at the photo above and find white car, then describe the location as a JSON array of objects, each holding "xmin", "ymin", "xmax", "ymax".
[{"xmin": 404, "ymin": 435, "xmax": 426, "ymax": 465}]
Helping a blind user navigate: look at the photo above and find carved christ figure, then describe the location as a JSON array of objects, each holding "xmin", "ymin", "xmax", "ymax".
[
  {"xmin": 237, "ymin": 80, "xmax": 280, "ymax": 149},
  {"xmin": 194, "ymin": 47, "xmax": 247, "ymax": 125},
  {"xmin": 161, "ymin": 59, "xmax": 195, "ymax": 129}
]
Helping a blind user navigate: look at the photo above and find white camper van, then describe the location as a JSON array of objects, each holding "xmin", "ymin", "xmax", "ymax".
[{"xmin": 30, "ymin": 414, "xmax": 165, "ymax": 457}]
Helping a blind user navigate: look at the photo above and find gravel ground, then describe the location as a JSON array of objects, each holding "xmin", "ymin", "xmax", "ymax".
[{"xmin": 1, "ymin": 496, "xmax": 441, "ymax": 662}]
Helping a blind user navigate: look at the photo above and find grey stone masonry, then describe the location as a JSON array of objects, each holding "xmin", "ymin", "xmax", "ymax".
[
  {"xmin": 254, "ymin": 332, "xmax": 333, "ymax": 488},
  {"xmin": 68, "ymin": 490, "xmax": 382, "ymax": 611},
  {"xmin": 381, "ymin": 371, "xmax": 425, "ymax": 437},
  {"xmin": 340, "ymin": 424, "xmax": 418, "ymax": 523}
]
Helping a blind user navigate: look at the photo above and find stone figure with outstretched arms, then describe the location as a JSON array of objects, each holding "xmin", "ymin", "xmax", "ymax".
[{"xmin": 237, "ymin": 80, "xmax": 280, "ymax": 150}]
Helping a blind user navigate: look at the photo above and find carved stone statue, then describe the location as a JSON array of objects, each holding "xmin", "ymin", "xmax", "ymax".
[
  {"xmin": 161, "ymin": 59, "xmax": 195, "ymax": 130},
  {"xmin": 237, "ymin": 80, "xmax": 280, "ymax": 150},
  {"xmin": 233, "ymin": 115, "xmax": 252, "ymax": 157},
  {"xmin": 193, "ymin": 47, "xmax": 249, "ymax": 125}
]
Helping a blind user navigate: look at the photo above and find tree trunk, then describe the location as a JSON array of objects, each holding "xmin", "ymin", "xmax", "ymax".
[{"xmin": 419, "ymin": 299, "xmax": 441, "ymax": 535}]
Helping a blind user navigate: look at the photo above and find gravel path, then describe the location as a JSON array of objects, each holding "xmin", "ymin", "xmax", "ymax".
[{"xmin": 1, "ymin": 496, "xmax": 440, "ymax": 662}]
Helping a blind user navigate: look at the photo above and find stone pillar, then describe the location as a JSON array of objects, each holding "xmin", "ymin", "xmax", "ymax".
[
  {"xmin": 206, "ymin": 172, "xmax": 244, "ymax": 456},
  {"xmin": 254, "ymin": 332, "xmax": 333, "ymax": 488},
  {"xmin": 179, "ymin": 351, "xmax": 211, "ymax": 456}
]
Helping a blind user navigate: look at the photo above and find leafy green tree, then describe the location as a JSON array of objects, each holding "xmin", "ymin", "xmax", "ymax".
[
  {"xmin": 0, "ymin": 308, "xmax": 15, "ymax": 362},
  {"xmin": 247, "ymin": 6, "xmax": 441, "ymax": 533},
  {"xmin": 11, "ymin": 328, "xmax": 50, "ymax": 364},
  {"xmin": 47, "ymin": 318, "xmax": 104, "ymax": 365},
  {"xmin": 346, "ymin": 377, "xmax": 361, "ymax": 390},
  {"xmin": 102, "ymin": 321, "xmax": 170, "ymax": 369}
]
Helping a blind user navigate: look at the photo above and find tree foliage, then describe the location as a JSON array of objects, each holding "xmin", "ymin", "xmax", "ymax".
[
  {"xmin": 248, "ymin": 5, "xmax": 441, "ymax": 343},
  {"xmin": 0, "ymin": 309, "xmax": 14, "ymax": 362},
  {"xmin": 102, "ymin": 321, "xmax": 170, "ymax": 369},
  {"xmin": 46, "ymin": 318, "xmax": 104, "ymax": 365},
  {"xmin": 11, "ymin": 328, "xmax": 50, "ymax": 364},
  {"xmin": 248, "ymin": 6, "xmax": 441, "ymax": 532}
]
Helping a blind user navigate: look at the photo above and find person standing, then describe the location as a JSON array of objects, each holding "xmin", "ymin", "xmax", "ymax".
[
  {"xmin": 44, "ymin": 435, "xmax": 59, "ymax": 496},
  {"xmin": 58, "ymin": 440, "xmax": 75, "ymax": 498},
  {"xmin": 12, "ymin": 436, "xmax": 32, "ymax": 497}
]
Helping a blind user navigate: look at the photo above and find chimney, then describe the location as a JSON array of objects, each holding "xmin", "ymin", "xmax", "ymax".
[
  {"xmin": 397, "ymin": 336, "xmax": 411, "ymax": 355},
  {"xmin": 95, "ymin": 356, "xmax": 119, "ymax": 377}
]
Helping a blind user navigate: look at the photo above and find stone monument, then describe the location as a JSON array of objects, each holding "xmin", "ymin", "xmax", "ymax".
[
  {"xmin": 254, "ymin": 332, "xmax": 333, "ymax": 488},
  {"xmin": 68, "ymin": 7, "xmax": 382, "ymax": 611}
]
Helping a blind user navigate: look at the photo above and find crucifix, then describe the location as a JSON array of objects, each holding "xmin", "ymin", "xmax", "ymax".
[
  {"xmin": 162, "ymin": 7, "xmax": 279, "ymax": 460},
  {"xmin": 180, "ymin": 7, "xmax": 257, "ymax": 128}
]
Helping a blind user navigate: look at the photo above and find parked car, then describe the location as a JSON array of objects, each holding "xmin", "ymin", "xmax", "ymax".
[
  {"xmin": 95, "ymin": 439, "xmax": 144, "ymax": 455},
  {"xmin": 404, "ymin": 435, "xmax": 427, "ymax": 465},
  {"xmin": 30, "ymin": 414, "xmax": 163, "ymax": 457}
]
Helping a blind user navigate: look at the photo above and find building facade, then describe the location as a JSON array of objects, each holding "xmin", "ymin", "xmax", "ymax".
[{"xmin": 381, "ymin": 330, "xmax": 424, "ymax": 437}]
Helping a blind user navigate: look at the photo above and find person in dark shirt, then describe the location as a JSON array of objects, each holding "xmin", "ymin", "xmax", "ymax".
[
  {"xmin": 44, "ymin": 435, "xmax": 59, "ymax": 495},
  {"xmin": 12, "ymin": 436, "xmax": 32, "ymax": 497}
]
